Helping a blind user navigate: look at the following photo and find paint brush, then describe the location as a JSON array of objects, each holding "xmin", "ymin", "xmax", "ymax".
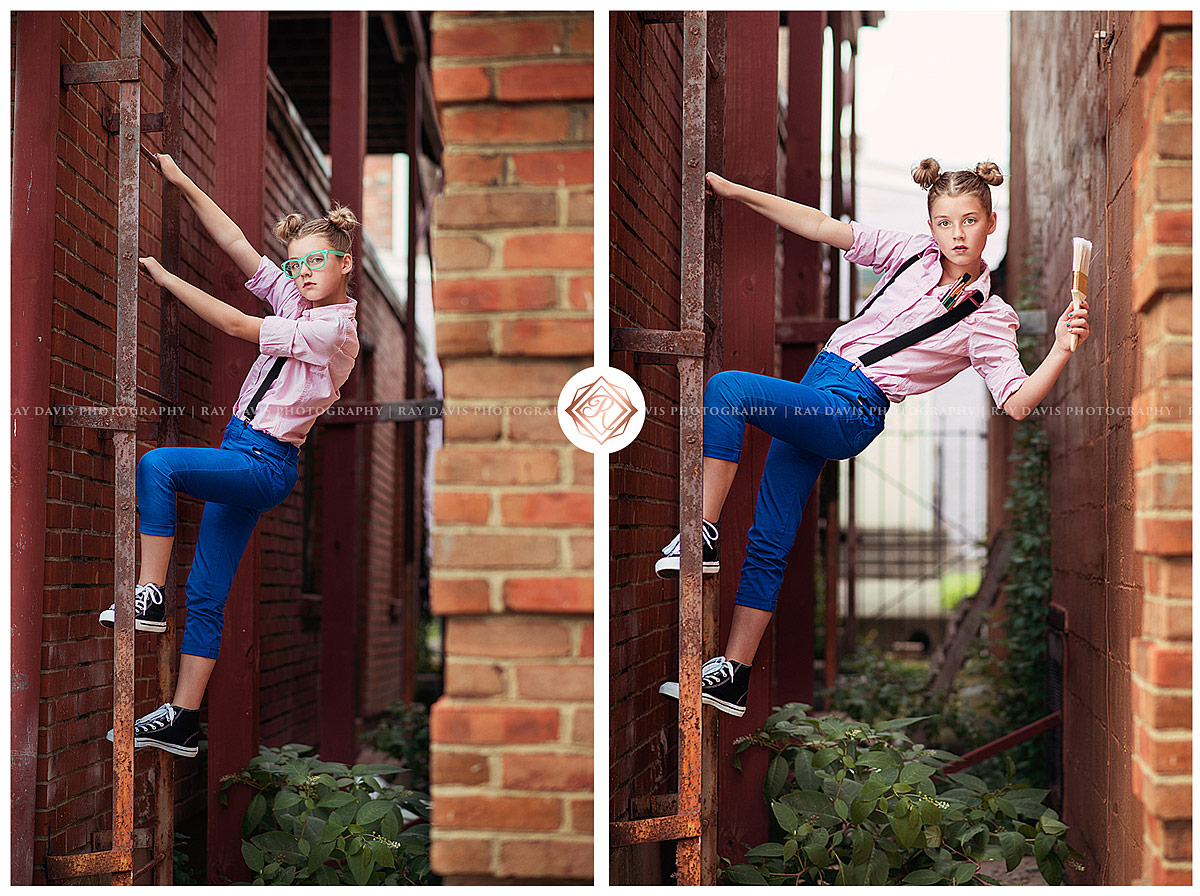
[
  {"xmin": 1070, "ymin": 237, "xmax": 1093, "ymax": 351},
  {"xmin": 940, "ymin": 273, "xmax": 970, "ymax": 310}
]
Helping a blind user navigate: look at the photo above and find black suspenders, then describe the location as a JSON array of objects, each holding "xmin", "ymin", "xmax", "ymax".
[
  {"xmin": 851, "ymin": 253, "xmax": 984, "ymax": 368},
  {"xmin": 244, "ymin": 355, "xmax": 288, "ymax": 422}
]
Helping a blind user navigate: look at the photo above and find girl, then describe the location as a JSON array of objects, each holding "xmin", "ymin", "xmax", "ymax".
[
  {"xmin": 658, "ymin": 158, "xmax": 1089, "ymax": 718},
  {"xmin": 100, "ymin": 153, "xmax": 360, "ymax": 756}
]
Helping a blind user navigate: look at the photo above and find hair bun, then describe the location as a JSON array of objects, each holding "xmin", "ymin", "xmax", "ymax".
[
  {"xmin": 912, "ymin": 157, "xmax": 942, "ymax": 190},
  {"xmin": 273, "ymin": 212, "xmax": 306, "ymax": 243},
  {"xmin": 974, "ymin": 161, "xmax": 1004, "ymax": 186},
  {"xmin": 326, "ymin": 204, "xmax": 360, "ymax": 235}
]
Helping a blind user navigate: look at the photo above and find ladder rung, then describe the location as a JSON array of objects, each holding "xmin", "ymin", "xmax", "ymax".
[
  {"xmin": 50, "ymin": 406, "xmax": 139, "ymax": 431},
  {"xmin": 102, "ymin": 108, "xmax": 163, "ymax": 135},
  {"xmin": 61, "ymin": 58, "xmax": 140, "ymax": 86},
  {"xmin": 611, "ymin": 327, "xmax": 705, "ymax": 357},
  {"xmin": 610, "ymin": 812, "xmax": 701, "ymax": 847},
  {"xmin": 139, "ymin": 21, "xmax": 178, "ymax": 69},
  {"xmin": 45, "ymin": 848, "xmax": 133, "ymax": 880}
]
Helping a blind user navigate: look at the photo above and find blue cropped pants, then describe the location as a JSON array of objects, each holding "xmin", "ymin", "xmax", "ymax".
[
  {"xmin": 704, "ymin": 351, "xmax": 889, "ymax": 612},
  {"xmin": 137, "ymin": 416, "xmax": 299, "ymax": 658}
]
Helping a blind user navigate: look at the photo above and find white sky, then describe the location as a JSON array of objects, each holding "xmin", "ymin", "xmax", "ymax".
[{"xmin": 850, "ymin": 10, "xmax": 1011, "ymax": 266}]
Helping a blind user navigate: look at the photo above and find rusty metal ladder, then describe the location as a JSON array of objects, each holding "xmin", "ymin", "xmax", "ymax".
[
  {"xmin": 46, "ymin": 11, "xmax": 183, "ymax": 885},
  {"xmin": 610, "ymin": 11, "xmax": 725, "ymax": 885}
]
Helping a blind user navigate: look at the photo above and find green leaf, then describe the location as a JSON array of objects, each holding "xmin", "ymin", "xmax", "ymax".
[
  {"xmin": 834, "ymin": 799, "xmax": 849, "ymax": 821},
  {"xmin": 744, "ymin": 842, "xmax": 786, "ymax": 858},
  {"xmin": 381, "ymin": 807, "xmax": 401, "ymax": 841},
  {"xmin": 811, "ymin": 747, "xmax": 838, "ymax": 769},
  {"xmin": 314, "ymin": 865, "xmax": 339, "ymax": 886},
  {"xmin": 858, "ymin": 750, "xmax": 896, "ymax": 769},
  {"xmin": 241, "ymin": 841, "xmax": 265, "ymax": 873},
  {"xmin": 866, "ymin": 848, "xmax": 890, "ymax": 886},
  {"xmin": 891, "ymin": 806, "xmax": 921, "ymax": 849},
  {"xmin": 1034, "ymin": 831, "xmax": 1054, "ymax": 862},
  {"xmin": 918, "ymin": 798, "xmax": 942, "ymax": 825},
  {"xmin": 356, "ymin": 799, "xmax": 395, "ymax": 828},
  {"xmin": 724, "ymin": 864, "xmax": 768, "ymax": 885},
  {"xmin": 771, "ymin": 801, "xmax": 800, "ymax": 834},
  {"xmin": 903, "ymin": 869, "xmax": 942, "ymax": 884},
  {"xmin": 273, "ymin": 790, "xmax": 301, "ymax": 812},
  {"xmin": 1039, "ymin": 816, "xmax": 1068, "ymax": 836},
  {"xmin": 874, "ymin": 716, "xmax": 929, "ymax": 732},
  {"xmin": 244, "ymin": 793, "xmax": 267, "ymax": 837},
  {"xmin": 764, "ymin": 755, "xmax": 788, "ymax": 801},
  {"xmin": 899, "ymin": 762, "xmax": 936, "ymax": 784},
  {"xmin": 318, "ymin": 791, "xmax": 357, "ymax": 810},
  {"xmin": 947, "ymin": 771, "xmax": 989, "ymax": 793},
  {"xmin": 792, "ymin": 749, "xmax": 819, "ymax": 790},
  {"xmin": 953, "ymin": 862, "xmax": 977, "ymax": 884},
  {"xmin": 851, "ymin": 829, "xmax": 873, "ymax": 865},
  {"xmin": 347, "ymin": 842, "xmax": 374, "ymax": 886},
  {"xmin": 999, "ymin": 830, "xmax": 1025, "ymax": 872},
  {"xmin": 803, "ymin": 842, "xmax": 831, "ymax": 868}
]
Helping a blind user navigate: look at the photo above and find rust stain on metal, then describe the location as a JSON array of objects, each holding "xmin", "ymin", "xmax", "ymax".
[
  {"xmin": 45, "ymin": 849, "xmax": 135, "ymax": 879},
  {"xmin": 611, "ymin": 327, "xmax": 705, "ymax": 357},
  {"xmin": 610, "ymin": 813, "xmax": 701, "ymax": 847}
]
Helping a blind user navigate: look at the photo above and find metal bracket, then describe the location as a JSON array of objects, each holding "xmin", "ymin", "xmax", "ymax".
[
  {"xmin": 61, "ymin": 58, "xmax": 140, "ymax": 85},
  {"xmin": 102, "ymin": 107, "xmax": 163, "ymax": 134}
]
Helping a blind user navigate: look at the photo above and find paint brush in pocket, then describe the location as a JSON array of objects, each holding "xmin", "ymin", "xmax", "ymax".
[{"xmin": 1070, "ymin": 237, "xmax": 1093, "ymax": 352}]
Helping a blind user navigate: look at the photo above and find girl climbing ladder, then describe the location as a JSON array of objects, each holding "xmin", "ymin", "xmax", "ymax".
[
  {"xmin": 100, "ymin": 153, "xmax": 360, "ymax": 756},
  {"xmin": 658, "ymin": 158, "xmax": 1090, "ymax": 718}
]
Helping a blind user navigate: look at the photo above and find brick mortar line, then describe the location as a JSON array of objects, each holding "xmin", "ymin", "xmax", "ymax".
[
  {"xmin": 1131, "ymin": 758, "xmax": 1192, "ymax": 783},
  {"xmin": 1130, "ymin": 675, "xmax": 1192, "ymax": 696}
]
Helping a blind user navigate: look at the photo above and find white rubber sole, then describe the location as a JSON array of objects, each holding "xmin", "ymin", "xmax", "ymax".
[
  {"xmin": 106, "ymin": 728, "xmax": 198, "ymax": 757},
  {"xmin": 654, "ymin": 559, "xmax": 720, "ymax": 579},
  {"xmin": 98, "ymin": 610, "xmax": 167, "ymax": 633},
  {"xmin": 658, "ymin": 681, "xmax": 746, "ymax": 717}
]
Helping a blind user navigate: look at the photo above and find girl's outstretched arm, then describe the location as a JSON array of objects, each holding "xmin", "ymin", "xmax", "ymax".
[
  {"xmin": 140, "ymin": 256, "xmax": 262, "ymax": 344},
  {"xmin": 706, "ymin": 172, "xmax": 854, "ymax": 251},
  {"xmin": 155, "ymin": 154, "xmax": 262, "ymax": 281},
  {"xmin": 1002, "ymin": 298, "xmax": 1090, "ymax": 420}
]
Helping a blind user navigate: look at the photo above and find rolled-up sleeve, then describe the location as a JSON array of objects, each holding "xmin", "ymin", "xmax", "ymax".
[
  {"xmin": 259, "ymin": 316, "xmax": 347, "ymax": 366},
  {"xmin": 246, "ymin": 256, "xmax": 305, "ymax": 318},
  {"xmin": 968, "ymin": 301, "xmax": 1029, "ymax": 408},
  {"xmin": 845, "ymin": 221, "xmax": 933, "ymax": 274}
]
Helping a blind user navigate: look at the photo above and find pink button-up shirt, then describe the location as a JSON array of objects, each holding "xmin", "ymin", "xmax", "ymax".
[
  {"xmin": 232, "ymin": 256, "xmax": 360, "ymax": 447},
  {"xmin": 825, "ymin": 222, "xmax": 1029, "ymax": 408}
]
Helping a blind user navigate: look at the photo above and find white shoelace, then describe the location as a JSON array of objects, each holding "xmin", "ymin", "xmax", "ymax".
[
  {"xmin": 699, "ymin": 656, "xmax": 733, "ymax": 687},
  {"xmin": 134, "ymin": 584, "xmax": 163, "ymax": 615},
  {"xmin": 133, "ymin": 703, "xmax": 176, "ymax": 734},
  {"xmin": 661, "ymin": 520, "xmax": 720, "ymax": 557}
]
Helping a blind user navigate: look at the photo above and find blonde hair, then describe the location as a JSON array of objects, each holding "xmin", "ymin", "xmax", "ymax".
[
  {"xmin": 912, "ymin": 158, "xmax": 1003, "ymax": 217},
  {"xmin": 273, "ymin": 204, "xmax": 359, "ymax": 253}
]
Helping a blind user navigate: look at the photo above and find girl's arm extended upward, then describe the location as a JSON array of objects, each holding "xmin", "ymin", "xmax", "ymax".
[
  {"xmin": 706, "ymin": 172, "xmax": 854, "ymax": 251},
  {"xmin": 141, "ymin": 256, "xmax": 262, "ymax": 344},
  {"xmin": 155, "ymin": 153, "xmax": 262, "ymax": 280}
]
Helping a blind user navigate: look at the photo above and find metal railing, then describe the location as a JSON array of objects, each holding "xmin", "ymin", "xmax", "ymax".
[
  {"xmin": 46, "ymin": 11, "xmax": 183, "ymax": 885},
  {"xmin": 609, "ymin": 10, "xmax": 724, "ymax": 885}
]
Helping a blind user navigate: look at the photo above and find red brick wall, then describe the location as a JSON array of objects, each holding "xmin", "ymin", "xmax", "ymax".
[
  {"xmin": 1009, "ymin": 10, "xmax": 1192, "ymax": 885},
  {"xmin": 1127, "ymin": 11, "xmax": 1192, "ymax": 886},
  {"xmin": 608, "ymin": 13, "xmax": 686, "ymax": 844},
  {"xmin": 427, "ymin": 11, "xmax": 594, "ymax": 884},
  {"xmin": 25, "ymin": 11, "xmax": 419, "ymax": 879}
]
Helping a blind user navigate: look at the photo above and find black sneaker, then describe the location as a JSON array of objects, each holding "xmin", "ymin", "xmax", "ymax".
[
  {"xmin": 658, "ymin": 655, "xmax": 750, "ymax": 717},
  {"xmin": 107, "ymin": 703, "xmax": 200, "ymax": 758},
  {"xmin": 655, "ymin": 520, "xmax": 720, "ymax": 578},
  {"xmin": 99, "ymin": 583, "xmax": 167, "ymax": 633}
]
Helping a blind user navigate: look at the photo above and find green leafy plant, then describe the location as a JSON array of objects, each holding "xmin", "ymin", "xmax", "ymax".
[
  {"xmin": 723, "ymin": 704, "xmax": 1082, "ymax": 885},
  {"xmin": 363, "ymin": 701, "xmax": 430, "ymax": 793},
  {"xmin": 219, "ymin": 744, "xmax": 432, "ymax": 885},
  {"xmin": 823, "ymin": 643, "xmax": 999, "ymax": 763}
]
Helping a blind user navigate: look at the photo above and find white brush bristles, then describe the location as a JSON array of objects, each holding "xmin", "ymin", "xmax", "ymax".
[
  {"xmin": 1069, "ymin": 237, "xmax": 1093, "ymax": 352},
  {"xmin": 1072, "ymin": 237, "xmax": 1093, "ymax": 273}
]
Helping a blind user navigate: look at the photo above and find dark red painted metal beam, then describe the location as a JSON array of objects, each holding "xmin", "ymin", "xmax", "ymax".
[
  {"xmin": 776, "ymin": 10, "xmax": 826, "ymax": 725},
  {"xmin": 207, "ymin": 11, "xmax": 270, "ymax": 884},
  {"xmin": 319, "ymin": 11, "xmax": 368, "ymax": 764},
  {"xmin": 943, "ymin": 712, "xmax": 1063, "ymax": 774},
  {"xmin": 716, "ymin": 10, "xmax": 781, "ymax": 866},
  {"xmin": 10, "ymin": 11, "xmax": 61, "ymax": 886}
]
